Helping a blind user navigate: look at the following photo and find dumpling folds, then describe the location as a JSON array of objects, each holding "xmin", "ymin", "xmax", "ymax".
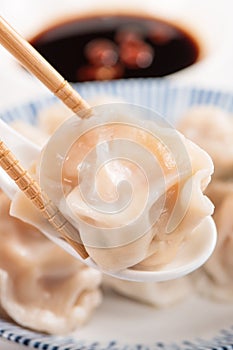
[
  {"xmin": 0, "ymin": 191, "xmax": 102, "ymax": 334},
  {"xmin": 178, "ymin": 106, "xmax": 233, "ymax": 178},
  {"xmin": 10, "ymin": 102, "xmax": 73, "ymax": 147},
  {"xmin": 61, "ymin": 112, "xmax": 214, "ymax": 271},
  {"xmin": 196, "ymin": 180, "xmax": 233, "ymax": 301},
  {"xmin": 178, "ymin": 106, "xmax": 233, "ymax": 301},
  {"xmin": 10, "ymin": 104, "xmax": 214, "ymax": 273}
]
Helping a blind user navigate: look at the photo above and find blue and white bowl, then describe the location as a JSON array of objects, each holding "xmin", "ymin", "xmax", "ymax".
[{"xmin": 0, "ymin": 79, "xmax": 233, "ymax": 350}]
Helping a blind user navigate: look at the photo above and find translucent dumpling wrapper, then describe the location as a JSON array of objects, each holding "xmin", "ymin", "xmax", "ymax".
[
  {"xmin": 195, "ymin": 180, "xmax": 233, "ymax": 301},
  {"xmin": 178, "ymin": 106, "xmax": 233, "ymax": 301},
  {"xmin": 10, "ymin": 102, "xmax": 73, "ymax": 148},
  {"xmin": 33, "ymin": 103, "xmax": 214, "ymax": 272},
  {"xmin": 0, "ymin": 190, "xmax": 102, "ymax": 335},
  {"xmin": 178, "ymin": 106, "xmax": 233, "ymax": 179},
  {"xmin": 10, "ymin": 96, "xmax": 120, "ymax": 147},
  {"xmin": 38, "ymin": 102, "xmax": 73, "ymax": 136}
]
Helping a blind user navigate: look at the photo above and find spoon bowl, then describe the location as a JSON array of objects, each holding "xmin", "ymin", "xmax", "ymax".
[
  {"xmin": 11, "ymin": 197, "xmax": 217, "ymax": 282},
  {"xmin": 91, "ymin": 216, "xmax": 217, "ymax": 282}
]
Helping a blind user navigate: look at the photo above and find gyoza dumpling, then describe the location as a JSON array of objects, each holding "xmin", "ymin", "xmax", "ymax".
[
  {"xmin": 195, "ymin": 180, "xmax": 233, "ymax": 301},
  {"xmin": 178, "ymin": 106, "xmax": 233, "ymax": 301},
  {"xmin": 39, "ymin": 106, "xmax": 214, "ymax": 272},
  {"xmin": 0, "ymin": 190, "xmax": 102, "ymax": 334},
  {"xmin": 38, "ymin": 102, "xmax": 73, "ymax": 136},
  {"xmin": 178, "ymin": 106, "xmax": 233, "ymax": 179},
  {"xmin": 11, "ymin": 96, "xmax": 122, "ymax": 146},
  {"xmin": 10, "ymin": 103, "xmax": 73, "ymax": 147},
  {"xmin": 104, "ymin": 275, "xmax": 192, "ymax": 307}
]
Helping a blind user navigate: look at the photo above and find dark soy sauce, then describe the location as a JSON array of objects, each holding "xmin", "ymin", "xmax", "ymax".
[{"xmin": 31, "ymin": 15, "xmax": 199, "ymax": 82}]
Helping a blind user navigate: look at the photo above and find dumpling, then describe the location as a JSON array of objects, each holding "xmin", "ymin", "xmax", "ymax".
[
  {"xmin": 178, "ymin": 106, "xmax": 233, "ymax": 301},
  {"xmin": 37, "ymin": 104, "xmax": 214, "ymax": 272},
  {"xmin": 10, "ymin": 102, "xmax": 73, "ymax": 148},
  {"xmin": 10, "ymin": 96, "xmax": 122, "ymax": 146},
  {"xmin": 0, "ymin": 190, "xmax": 102, "ymax": 334},
  {"xmin": 195, "ymin": 180, "xmax": 233, "ymax": 301},
  {"xmin": 38, "ymin": 102, "xmax": 73, "ymax": 136}
]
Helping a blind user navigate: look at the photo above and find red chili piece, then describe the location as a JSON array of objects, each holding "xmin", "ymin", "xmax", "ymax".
[
  {"xmin": 77, "ymin": 63, "xmax": 124, "ymax": 81},
  {"xmin": 85, "ymin": 39, "xmax": 119, "ymax": 67},
  {"xmin": 149, "ymin": 24, "xmax": 178, "ymax": 45},
  {"xmin": 119, "ymin": 40, "xmax": 154, "ymax": 69}
]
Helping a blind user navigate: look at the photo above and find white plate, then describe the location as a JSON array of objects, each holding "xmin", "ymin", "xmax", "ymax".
[{"xmin": 0, "ymin": 79, "xmax": 233, "ymax": 349}]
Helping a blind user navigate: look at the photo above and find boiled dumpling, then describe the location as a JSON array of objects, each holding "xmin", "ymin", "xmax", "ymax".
[
  {"xmin": 10, "ymin": 103, "xmax": 73, "ymax": 147},
  {"xmin": 178, "ymin": 106, "xmax": 233, "ymax": 301},
  {"xmin": 38, "ymin": 102, "xmax": 73, "ymax": 136},
  {"xmin": 37, "ymin": 105, "xmax": 214, "ymax": 272},
  {"xmin": 10, "ymin": 96, "xmax": 121, "ymax": 146},
  {"xmin": 195, "ymin": 180, "xmax": 233, "ymax": 301},
  {"xmin": 205, "ymin": 180, "xmax": 233, "ymax": 299},
  {"xmin": 178, "ymin": 106, "xmax": 233, "ymax": 179},
  {"xmin": 0, "ymin": 190, "xmax": 102, "ymax": 334}
]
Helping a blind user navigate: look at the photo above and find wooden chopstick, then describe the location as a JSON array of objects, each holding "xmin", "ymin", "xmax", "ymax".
[
  {"xmin": 0, "ymin": 140, "xmax": 89, "ymax": 259},
  {"xmin": 0, "ymin": 16, "xmax": 91, "ymax": 117},
  {"xmin": 0, "ymin": 16, "xmax": 92, "ymax": 255}
]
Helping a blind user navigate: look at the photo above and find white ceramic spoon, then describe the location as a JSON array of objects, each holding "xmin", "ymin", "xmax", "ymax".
[{"xmin": 0, "ymin": 115, "xmax": 217, "ymax": 282}]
